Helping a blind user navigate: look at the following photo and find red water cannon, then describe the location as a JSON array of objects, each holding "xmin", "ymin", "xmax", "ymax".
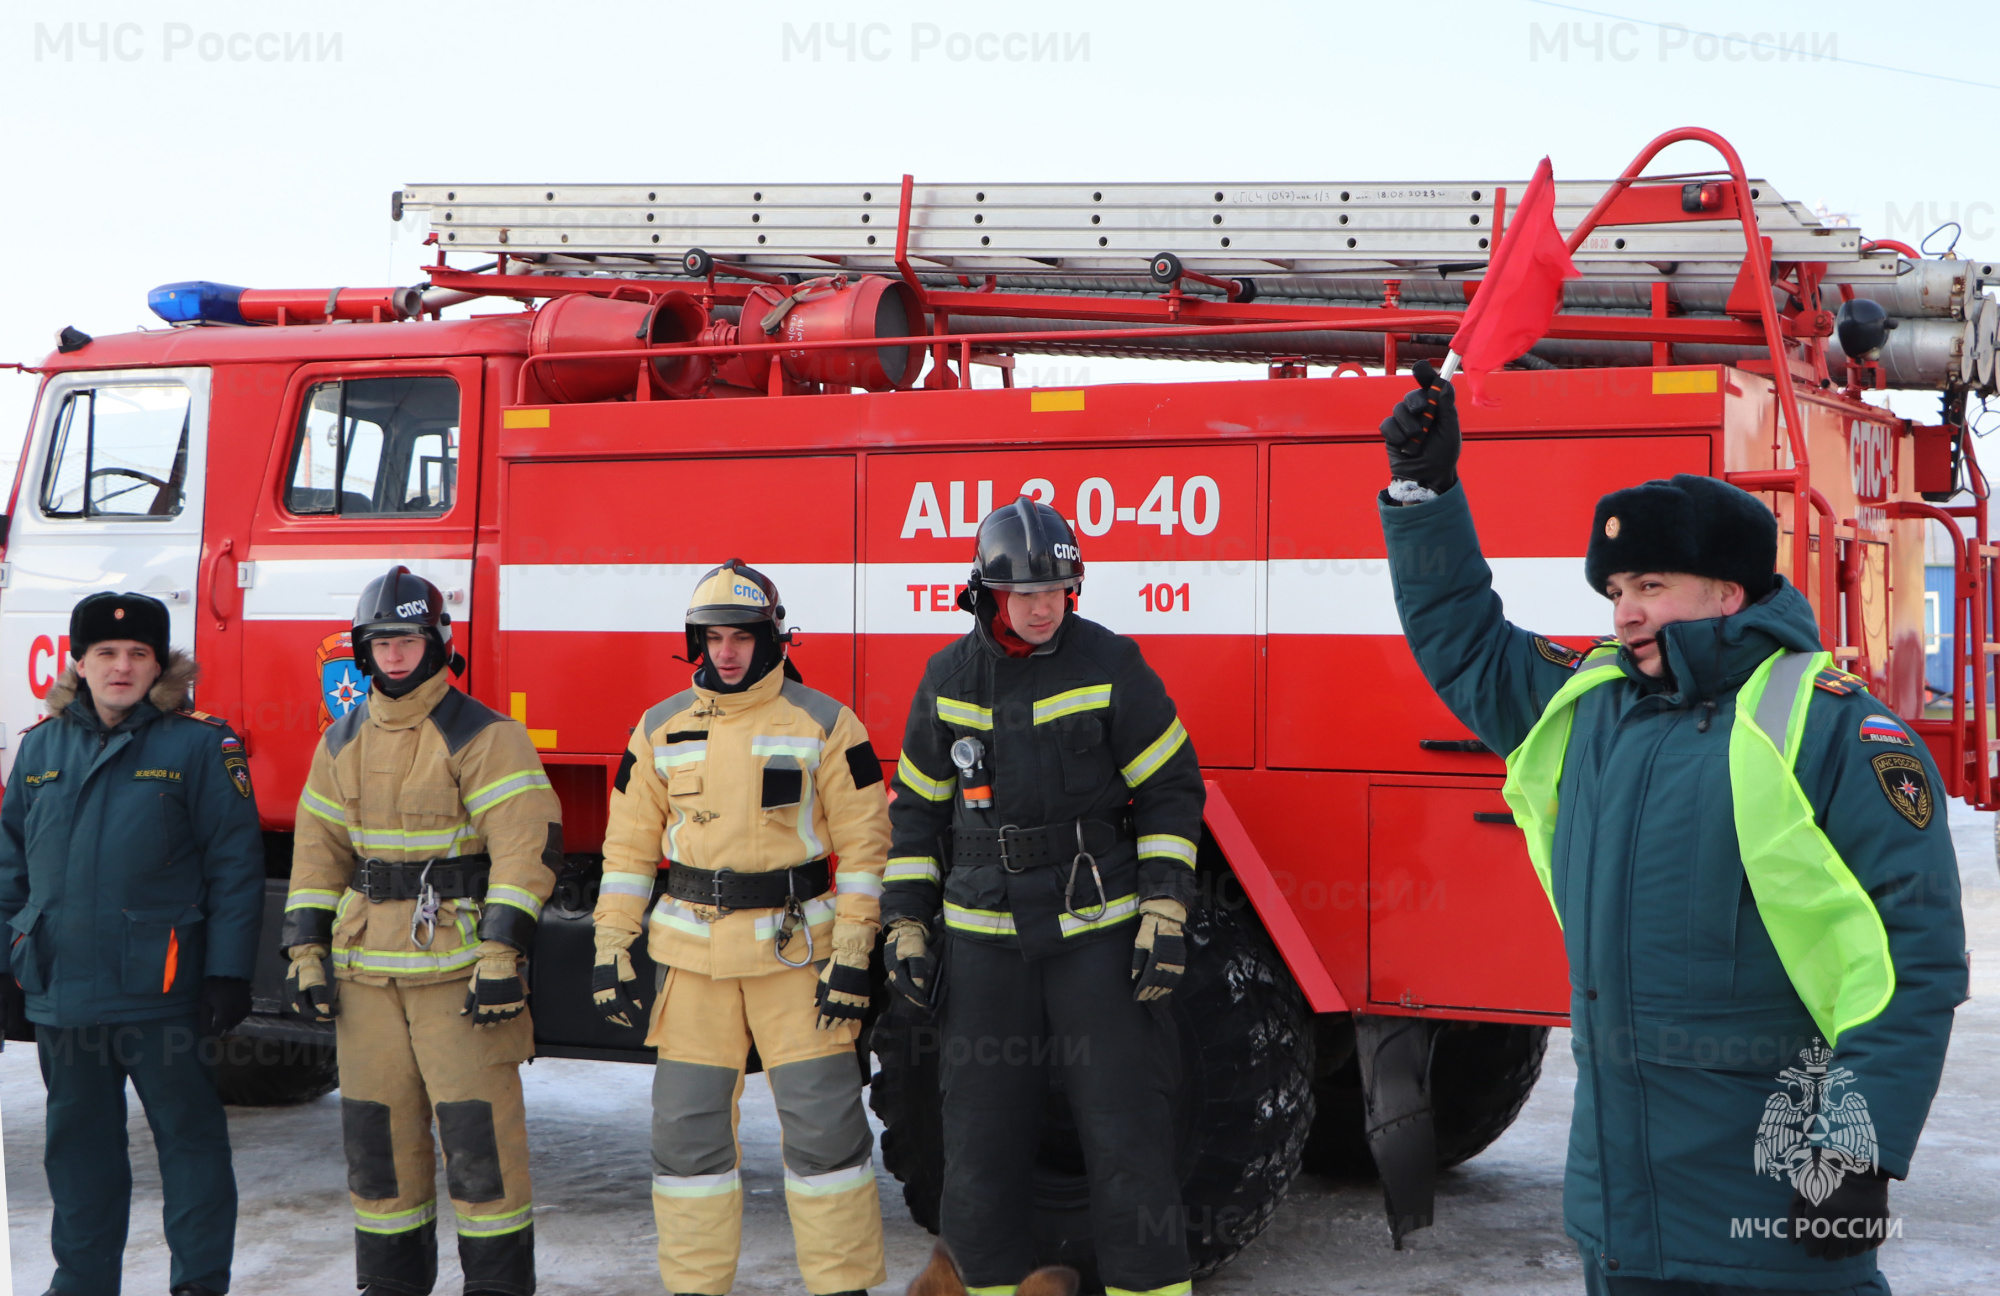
[{"xmin": 527, "ymin": 288, "xmax": 710, "ymax": 402}]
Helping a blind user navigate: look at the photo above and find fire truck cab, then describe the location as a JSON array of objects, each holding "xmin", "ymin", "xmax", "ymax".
[{"xmin": 4, "ymin": 128, "xmax": 1994, "ymax": 1273}]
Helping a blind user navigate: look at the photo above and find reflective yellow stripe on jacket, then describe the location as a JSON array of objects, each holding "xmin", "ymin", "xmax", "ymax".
[
  {"xmin": 936, "ymin": 696, "xmax": 993, "ymax": 730},
  {"xmin": 898, "ymin": 752, "xmax": 953, "ymax": 801},
  {"xmin": 1033, "ymin": 685, "xmax": 1111, "ymax": 724},
  {"xmin": 1120, "ymin": 718, "xmax": 1188, "ymax": 787}
]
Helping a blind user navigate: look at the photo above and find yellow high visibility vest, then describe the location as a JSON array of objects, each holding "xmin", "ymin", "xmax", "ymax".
[{"xmin": 1499, "ymin": 645, "xmax": 1895, "ymax": 1045}]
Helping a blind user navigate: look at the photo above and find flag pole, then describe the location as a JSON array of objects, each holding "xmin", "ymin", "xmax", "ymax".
[{"xmin": 1438, "ymin": 351, "xmax": 1461, "ymax": 381}]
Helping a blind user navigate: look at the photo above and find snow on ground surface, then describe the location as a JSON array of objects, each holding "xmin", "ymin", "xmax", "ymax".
[{"xmin": 6, "ymin": 800, "xmax": 1997, "ymax": 1294}]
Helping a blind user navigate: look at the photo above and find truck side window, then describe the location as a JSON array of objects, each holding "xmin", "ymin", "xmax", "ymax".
[
  {"xmin": 40, "ymin": 385, "xmax": 191, "ymax": 519},
  {"xmin": 285, "ymin": 376, "xmax": 459, "ymax": 517}
]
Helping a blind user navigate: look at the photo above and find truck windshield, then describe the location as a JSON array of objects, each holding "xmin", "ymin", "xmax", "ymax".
[
  {"xmin": 40, "ymin": 384, "xmax": 191, "ymax": 518},
  {"xmin": 285, "ymin": 375, "xmax": 459, "ymax": 517}
]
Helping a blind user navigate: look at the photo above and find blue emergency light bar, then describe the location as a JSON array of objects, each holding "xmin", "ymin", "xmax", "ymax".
[{"xmin": 148, "ymin": 281, "xmax": 249, "ymax": 326}]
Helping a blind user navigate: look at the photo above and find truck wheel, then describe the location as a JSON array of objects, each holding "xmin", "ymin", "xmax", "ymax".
[
  {"xmin": 869, "ymin": 888, "xmax": 1316, "ymax": 1283},
  {"xmin": 1299, "ymin": 1020, "xmax": 1549, "ymax": 1177},
  {"xmin": 211, "ymin": 1033, "xmax": 340, "ymax": 1107},
  {"xmin": 1432, "ymin": 1021, "xmax": 1549, "ymax": 1168},
  {"xmin": 866, "ymin": 992, "xmax": 945, "ymax": 1233}
]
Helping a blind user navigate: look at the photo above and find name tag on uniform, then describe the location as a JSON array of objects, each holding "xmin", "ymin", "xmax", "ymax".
[
  {"xmin": 134, "ymin": 769, "xmax": 184, "ymax": 782},
  {"xmin": 23, "ymin": 769, "xmax": 59, "ymax": 786}
]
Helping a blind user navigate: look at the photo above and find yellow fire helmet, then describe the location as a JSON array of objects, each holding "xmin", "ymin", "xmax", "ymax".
[{"xmin": 684, "ymin": 559, "xmax": 787, "ymax": 664}]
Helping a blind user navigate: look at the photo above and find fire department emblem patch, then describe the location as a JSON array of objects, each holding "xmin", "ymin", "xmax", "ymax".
[
  {"xmin": 1754, "ymin": 1038, "xmax": 1877, "ymax": 1206},
  {"xmin": 1869, "ymin": 751, "xmax": 1932, "ymax": 829},
  {"xmin": 220, "ymin": 736, "xmax": 252, "ymax": 799},
  {"xmin": 316, "ymin": 631, "xmax": 371, "ymax": 732}
]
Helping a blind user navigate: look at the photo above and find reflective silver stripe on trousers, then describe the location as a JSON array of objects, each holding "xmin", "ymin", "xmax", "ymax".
[{"xmin": 1754, "ymin": 650, "xmax": 1816, "ymax": 761}]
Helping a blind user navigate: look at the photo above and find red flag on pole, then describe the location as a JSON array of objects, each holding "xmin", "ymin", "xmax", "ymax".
[{"xmin": 1447, "ymin": 156, "xmax": 1581, "ymax": 406}]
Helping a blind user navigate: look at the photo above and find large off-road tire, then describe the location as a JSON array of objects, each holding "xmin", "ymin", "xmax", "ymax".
[
  {"xmin": 869, "ymin": 884, "xmax": 1316, "ymax": 1285},
  {"xmin": 1432, "ymin": 1020, "xmax": 1550, "ymax": 1167},
  {"xmin": 211, "ymin": 1032, "xmax": 340, "ymax": 1107},
  {"xmin": 1299, "ymin": 1019, "xmax": 1550, "ymax": 1178}
]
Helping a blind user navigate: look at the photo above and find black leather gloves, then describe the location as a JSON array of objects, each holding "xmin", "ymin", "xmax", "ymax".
[
  {"xmin": 1791, "ymin": 1170, "xmax": 1892, "ymax": 1260},
  {"xmin": 0, "ymin": 973, "xmax": 29, "ymax": 1042},
  {"xmin": 1379, "ymin": 361, "xmax": 1461, "ymax": 502},
  {"xmin": 197, "ymin": 976, "xmax": 253, "ymax": 1038}
]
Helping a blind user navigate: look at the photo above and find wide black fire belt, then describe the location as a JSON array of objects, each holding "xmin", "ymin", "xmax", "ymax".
[
  {"xmin": 950, "ymin": 819, "xmax": 1128, "ymax": 871},
  {"xmin": 354, "ymin": 855, "xmax": 492, "ymax": 902},
  {"xmin": 666, "ymin": 858, "xmax": 831, "ymax": 912}
]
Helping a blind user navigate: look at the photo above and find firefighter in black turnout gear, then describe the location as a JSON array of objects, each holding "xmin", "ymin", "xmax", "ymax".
[{"xmin": 882, "ymin": 498, "xmax": 1205, "ymax": 1296}]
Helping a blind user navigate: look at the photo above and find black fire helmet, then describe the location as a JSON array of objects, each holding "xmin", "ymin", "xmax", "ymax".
[
  {"xmin": 353, "ymin": 564, "xmax": 459, "ymax": 697},
  {"xmin": 959, "ymin": 496, "xmax": 1085, "ymax": 611}
]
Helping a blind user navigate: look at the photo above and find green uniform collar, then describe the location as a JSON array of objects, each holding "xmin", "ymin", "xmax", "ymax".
[{"xmin": 1625, "ymin": 576, "xmax": 1821, "ymax": 705}]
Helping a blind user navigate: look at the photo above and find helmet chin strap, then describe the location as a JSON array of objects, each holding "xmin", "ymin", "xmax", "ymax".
[{"xmin": 365, "ymin": 636, "xmax": 451, "ymax": 698}]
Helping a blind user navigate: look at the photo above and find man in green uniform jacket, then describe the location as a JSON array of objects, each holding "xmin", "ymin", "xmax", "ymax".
[
  {"xmin": 1376, "ymin": 368, "xmax": 1967, "ymax": 1294},
  {"xmin": 0, "ymin": 592, "xmax": 265, "ymax": 1296}
]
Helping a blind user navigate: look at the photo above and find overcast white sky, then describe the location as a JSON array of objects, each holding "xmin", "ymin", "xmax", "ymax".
[{"xmin": 1, "ymin": 0, "xmax": 1993, "ymax": 465}]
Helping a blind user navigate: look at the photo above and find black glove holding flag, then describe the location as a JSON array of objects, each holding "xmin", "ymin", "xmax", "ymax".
[{"xmin": 1379, "ymin": 361, "xmax": 1461, "ymax": 502}]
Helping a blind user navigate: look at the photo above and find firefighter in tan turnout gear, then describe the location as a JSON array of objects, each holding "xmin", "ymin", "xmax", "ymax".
[
  {"xmin": 592, "ymin": 560, "xmax": 891, "ymax": 1296},
  {"xmin": 280, "ymin": 566, "xmax": 562, "ymax": 1296}
]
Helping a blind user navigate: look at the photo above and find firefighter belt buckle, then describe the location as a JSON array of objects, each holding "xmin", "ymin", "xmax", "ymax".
[
  {"xmin": 997, "ymin": 823, "xmax": 1025, "ymax": 873},
  {"xmin": 410, "ymin": 860, "xmax": 440, "ymax": 949},
  {"xmin": 774, "ymin": 894, "xmax": 814, "ymax": 968},
  {"xmin": 710, "ymin": 867, "xmax": 736, "ymax": 918},
  {"xmin": 1064, "ymin": 821, "xmax": 1109, "ymax": 923}
]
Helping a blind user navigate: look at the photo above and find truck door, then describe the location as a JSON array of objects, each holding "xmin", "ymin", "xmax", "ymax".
[
  {"xmin": 0, "ymin": 368, "xmax": 211, "ymax": 780},
  {"xmin": 495, "ymin": 453, "xmax": 856, "ymax": 851},
  {"xmin": 238, "ymin": 359, "xmax": 481, "ymax": 822}
]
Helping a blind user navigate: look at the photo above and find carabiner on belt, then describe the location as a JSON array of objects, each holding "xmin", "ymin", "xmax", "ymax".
[
  {"xmin": 1063, "ymin": 821, "xmax": 1108, "ymax": 924},
  {"xmin": 773, "ymin": 894, "xmax": 815, "ymax": 968},
  {"xmin": 410, "ymin": 860, "xmax": 441, "ymax": 950}
]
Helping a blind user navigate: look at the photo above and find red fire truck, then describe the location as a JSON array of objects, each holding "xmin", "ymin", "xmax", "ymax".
[{"xmin": 3, "ymin": 128, "xmax": 1994, "ymax": 1273}]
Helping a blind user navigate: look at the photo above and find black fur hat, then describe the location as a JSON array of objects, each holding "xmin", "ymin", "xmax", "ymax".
[
  {"xmin": 70, "ymin": 591, "xmax": 172, "ymax": 662},
  {"xmin": 1584, "ymin": 474, "xmax": 1778, "ymax": 600}
]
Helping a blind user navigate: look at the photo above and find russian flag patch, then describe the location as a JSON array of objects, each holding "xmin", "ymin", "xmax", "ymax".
[{"xmin": 1859, "ymin": 714, "xmax": 1911, "ymax": 746}]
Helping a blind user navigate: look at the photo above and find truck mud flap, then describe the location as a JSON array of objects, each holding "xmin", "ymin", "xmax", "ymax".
[{"xmin": 1354, "ymin": 1012, "xmax": 1442, "ymax": 1248}]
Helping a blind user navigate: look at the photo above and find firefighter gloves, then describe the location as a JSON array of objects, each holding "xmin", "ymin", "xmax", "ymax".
[
  {"xmin": 1379, "ymin": 360, "xmax": 1461, "ymax": 499},
  {"xmin": 884, "ymin": 919, "xmax": 936, "ymax": 1011},
  {"xmin": 461, "ymin": 942, "xmax": 528, "ymax": 1026},
  {"xmin": 1130, "ymin": 898, "xmax": 1188, "ymax": 1002},
  {"xmin": 285, "ymin": 944, "xmax": 337, "ymax": 1023},
  {"xmin": 590, "ymin": 940, "xmax": 646, "ymax": 1029},
  {"xmin": 816, "ymin": 923, "xmax": 875, "ymax": 1029}
]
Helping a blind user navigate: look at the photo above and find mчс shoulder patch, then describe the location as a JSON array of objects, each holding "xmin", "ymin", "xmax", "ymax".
[
  {"xmin": 1869, "ymin": 751, "xmax": 1933, "ymax": 829},
  {"xmin": 220, "ymin": 734, "xmax": 253, "ymax": 799}
]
